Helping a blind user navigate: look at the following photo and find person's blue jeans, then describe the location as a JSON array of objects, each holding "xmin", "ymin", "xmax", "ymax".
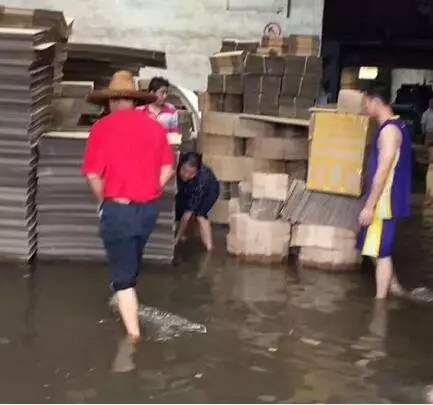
[{"xmin": 99, "ymin": 200, "xmax": 159, "ymax": 291}]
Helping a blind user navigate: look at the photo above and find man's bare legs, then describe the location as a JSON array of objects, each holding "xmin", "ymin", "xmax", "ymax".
[
  {"xmin": 197, "ymin": 216, "xmax": 213, "ymax": 251},
  {"xmin": 117, "ymin": 288, "xmax": 140, "ymax": 339},
  {"xmin": 375, "ymin": 257, "xmax": 405, "ymax": 299}
]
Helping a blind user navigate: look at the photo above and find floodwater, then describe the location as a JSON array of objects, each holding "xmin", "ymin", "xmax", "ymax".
[{"xmin": 1, "ymin": 198, "xmax": 433, "ymax": 403}]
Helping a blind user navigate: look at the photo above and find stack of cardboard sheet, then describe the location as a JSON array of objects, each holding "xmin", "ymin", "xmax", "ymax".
[
  {"xmin": 257, "ymin": 36, "xmax": 291, "ymax": 56},
  {"xmin": 279, "ymin": 55, "xmax": 322, "ymax": 120},
  {"xmin": 287, "ymin": 35, "xmax": 321, "ymax": 57},
  {"xmin": 37, "ymin": 131, "xmax": 179, "ymax": 263},
  {"xmin": 0, "ymin": 6, "xmax": 73, "ymax": 96},
  {"xmin": 63, "ymin": 43, "xmax": 166, "ymax": 89},
  {"xmin": 307, "ymin": 90, "xmax": 376, "ymax": 197},
  {"xmin": 0, "ymin": 26, "xmax": 55, "ymax": 261},
  {"xmin": 243, "ymin": 54, "xmax": 285, "ymax": 116},
  {"xmin": 202, "ymin": 50, "xmax": 246, "ymax": 114},
  {"xmin": 291, "ymin": 224, "xmax": 360, "ymax": 271},
  {"xmin": 51, "ymin": 81, "xmax": 103, "ymax": 129}
]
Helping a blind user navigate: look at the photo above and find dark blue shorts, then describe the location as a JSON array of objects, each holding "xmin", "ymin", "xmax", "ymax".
[{"xmin": 99, "ymin": 200, "xmax": 159, "ymax": 291}]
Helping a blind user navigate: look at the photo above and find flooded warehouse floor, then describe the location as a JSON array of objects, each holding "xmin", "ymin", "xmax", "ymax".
[{"xmin": 1, "ymin": 199, "xmax": 433, "ymax": 403}]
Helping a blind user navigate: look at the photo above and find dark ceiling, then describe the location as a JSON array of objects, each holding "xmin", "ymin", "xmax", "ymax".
[{"xmin": 323, "ymin": 0, "xmax": 433, "ymax": 41}]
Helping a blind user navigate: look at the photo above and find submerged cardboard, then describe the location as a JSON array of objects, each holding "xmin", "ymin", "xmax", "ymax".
[
  {"xmin": 291, "ymin": 224, "xmax": 357, "ymax": 251},
  {"xmin": 307, "ymin": 112, "xmax": 376, "ymax": 197},
  {"xmin": 299, "ymin": 246, "xmax": 360, "ymax": 271}
]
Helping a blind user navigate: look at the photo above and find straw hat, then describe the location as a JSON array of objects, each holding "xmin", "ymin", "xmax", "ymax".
[{"xmin": 87, "ymin": 70, "xmax": 156, "ymax": 106}]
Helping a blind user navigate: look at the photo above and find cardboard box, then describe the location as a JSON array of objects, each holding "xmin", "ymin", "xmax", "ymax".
[
  {"xmin": 281, "ymin": 74, "xmax": 320, "ymax": 99},
  {"xmin": 299, "ymin": 247, "xmax": 360, "ymax": 271},
  {"xmin": 227, "ymin": 214, "xmax": 291, "ymax": 259},
  {"xmin": 229, "ymin": 197, "xmax": 241, "ymax": 216},
  {"xmin": 291, "ymin": 224, "xmax": 357, "ymax": 251},
  {"xmin": 251, "ymin": 159, "xmax": 287, "ymax": 173},
  {"xmin": 244, "ymin": 74, "xmax": 282, "ymax": 96},
  {"xmin": 210, "ymin": 51, "xmax": 246, "ymax": 75},
  {"xmin": 261, "ymin": 36, "xmax": 291, "ymax": 47},
  {"xmin": 244, "ymin": 54, "xmax": 285, "ymax": 75},
  {"xmin": 256, "ymin": 46, "xmax": 289, "ymax": 56},
  {"xmin": 337, "ymin": 89, "xmax": 366, "ymax": 114},
  {"xmin": 209, "ymin": 198, "xmax": 230, "ymax": 224},
  {"xmin": 276, "ymin": 125, "xmax": 308, "ymax": 138},
  {"xmin": 203, "ymin": 94, "xmax": 243, "ymax": 113},
  {"xmin": 221, "ymin": 39, "xmax": 259, "ymax": 53},
  {"xmin": 201, "ymin": 111, "xmax": 240, "ymax": 136},
  {"xmin": 252, "ymin": 172, "xmax": 289, "ymax": 201},
  {"xmin": 243, "ymin": 92, "xmax": 279, "ymax": 116},
  {"xmin": 207, "ymin": 74, "xmax": 243, "ymax": 95},
  {"xmin": 286, "ymin": 161, "xmax": 308, "ymax": 180},
  {"xmin": 279, "ymin": 96, "xmax": 314, "ymax": 120},
  {"xmin": 288, "ymin": 35, "xmax": 321, "ymax": 57},
  {"xmin": 284, "ymin": 56, "xmax": 322, "ymax": 76},
  {"xmin": 246, "ymin": 136, "xmax": 309, "ymax": 161},
  {"xmin": 203, "ymin": 155, "xmax": 252, "ymax": 181},
  {"xmin": 236, "ymin": 117, "xmax": 275, "ymax": 138},
  {"xmin": 307, "ymin": 112, "xmax": 376, "ymax": 197},
  {"xmin": 198, "ymin": 133, "xmax": 245, "ymax": 156}
]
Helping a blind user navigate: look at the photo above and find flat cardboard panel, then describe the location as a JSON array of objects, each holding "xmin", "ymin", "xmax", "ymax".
[
  {"xmin": 279, "ymin": 96, "xmax": 314, "ymax": 120},
  {"xmin": 252, "ymin": 172, "xmax": 289, "ymax": 201},
  {"xmin": 209, "ymin": 198, "xmax": 230, "ymax": 224},
  {"xmin": 307, "ymin": 112, "xmax": 376, "ymax": 197},
  {"xmin": 337, "ymin": 89, "xmax": 366, "ymax": 114},
  {"xmin": 203, "ymin": 155, "xmax": 252, "ymax": 181},
  {"xmin": 210, "ymin": 51, "xmax": 246, "ymax": 75},
  {"xmin": 246, "ymin": 136, "xmax": 309, "ymax": 161},
  {"xmin": 201, "ymin": 111, "xmax": 240, "ymax": 136},
  {"xmin": 284, "ymin": 55, "xmax": 322, "ymax": 76},
  {"xmin": 198, "ymin": 133, "xmax": 245, "ymax": 156},
  {"xmin": 291, "ymin": 224, "xmax": 356, "ymax": 250},
  {"xmin": 244, "ymin": 74, "xmax": 281, "ymax": 96}
]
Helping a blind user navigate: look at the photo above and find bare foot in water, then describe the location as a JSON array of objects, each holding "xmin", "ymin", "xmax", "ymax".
[{"xmin": 112, "ymin": 335, "xmax": 138, "ymax": 373}]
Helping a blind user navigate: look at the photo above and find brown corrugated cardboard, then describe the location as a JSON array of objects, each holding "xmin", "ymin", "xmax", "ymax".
[
  {"xmin": 279, "ymin": 96, "xmax": 314, "ymax": 120},
  {"xmin": 210, "ymin": 51, "xmax": 246, "ymax": 75},
  {"xmin": 203, "ymin": 155, "xmax": 252, "ymax": 181},
  {"xmin": 201, "ymin": 111, "xmax": 240, "ymax": 136},
  {"xmin": 221, "ymin": 39, "xmax": 259, "ymax": 53},
  {"xmin": 337, "ymin": 89, "xmax": 366, "ymax": 114},
  {"xmin": 307, "ymin": 112, "xmax": 376, "ymax": 197},
  {"xmin": 227, "ymin": 214, "xmax": 291, "ymax": 260},
  {"xmin": 236, "ymin": 117, "xmax": 275, "ymax": 138},
  {"xmin": 281, "ymin": 74, "xmax": 320, "ymax": 99},
  {"xmin": 198, "ymin": 133, "xmax": 245, "ymax": 156},
  {"xmin": 203, "ymin": 94, "xmax": 243, "ymax": 113},
  {"xmin": 299, "ymin": 246, "xmax": 360, "ymax": 271},
  {"xmin": 291, "ymin": 224, "xmax": 357, "ymax": 251},
  {"xmin": 244, "ymin": 54, "xmax": 285, "ymax": 75},
  {"xmin": 261, "ymin": 36, "xmax": 291, "ymax": 47},
  {"xmin": 209, "ymin": 198, "xmax": 230, "ymax": 224},
  {"xmin": 246, "ymin": 136, "xmax": 309, "ymax": 161},
  {"xmin": 207, "ymin": 74, "xmax": 243, "ymax": 95},
  {"xmin": 288, "ymin": 35, "xmax": 321, "ymax": 57},
  {"xmin": 284, "ymin": 55, "xmax": 322, "ymax": 76},
  {"xmin": 252, "ymin": 172, "xmax": 289, "ymax": 201},
  {"xmin": 256, "ymin": 46, "xmax": 289, "ymax": 56},
  {"xmin": 243, "ymin": 74, "xmax": 282, "ymax": 96},
  {"xmin": 243, "ymin": 92, "xmax": 279, "ymax": 116}
]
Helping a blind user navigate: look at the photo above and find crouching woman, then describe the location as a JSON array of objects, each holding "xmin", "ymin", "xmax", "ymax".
[{"xmin": 175, "ymin": 152, "xmax": 220, "ymax": 251}]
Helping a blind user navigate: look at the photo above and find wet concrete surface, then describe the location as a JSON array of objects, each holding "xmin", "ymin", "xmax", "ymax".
[{"xmin": 1, "ymin": 197, "xmax": 433, "ymax": 403}]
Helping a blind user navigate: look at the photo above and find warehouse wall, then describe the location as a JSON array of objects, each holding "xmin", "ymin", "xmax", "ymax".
[{"xmin": 2, "ymin": 0, "xmax": 324, "ymax": 90}]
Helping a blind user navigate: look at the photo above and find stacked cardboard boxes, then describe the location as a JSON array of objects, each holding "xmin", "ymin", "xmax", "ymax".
[
  {"xmin": 0, "ymin": 26, "xmax": 55, "ymax": 261},
  {"xmin": 258, "ymin": 35, "xmax": 320, "ymax": 57}
]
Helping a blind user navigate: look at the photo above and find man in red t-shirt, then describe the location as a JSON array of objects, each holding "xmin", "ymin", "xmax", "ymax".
[{"xmin": 82, "ymin": 71, "xmax": 175, "ymax": 340}]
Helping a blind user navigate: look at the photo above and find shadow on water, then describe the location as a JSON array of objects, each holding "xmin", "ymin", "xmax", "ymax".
[{"xmin": 1, "ymin": 200, "xmax": 433, "ymax": 402}]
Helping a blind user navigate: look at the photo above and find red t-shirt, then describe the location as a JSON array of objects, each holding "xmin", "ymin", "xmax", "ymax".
[{"xmin": 82, "ymin": 109, "xmax": 174, "ymax": 202}]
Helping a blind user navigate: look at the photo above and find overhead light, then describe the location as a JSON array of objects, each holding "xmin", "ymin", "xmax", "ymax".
[{"xmin": 359, "ymin": 66, "xmax": 379, "ymax": 80}]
